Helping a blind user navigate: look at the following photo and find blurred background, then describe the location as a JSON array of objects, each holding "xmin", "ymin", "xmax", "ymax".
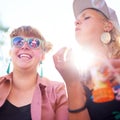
[{"xmin": 0, "ymin": 0, "xmax": 120, "ymax": 81}]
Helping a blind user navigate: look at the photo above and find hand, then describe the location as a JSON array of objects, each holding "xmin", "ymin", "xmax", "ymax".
[
  {"xmin": 53, "ymin": 47, "xmax": 80, "ymax": 84},
  {"xmin": 53, "ymin": 47, "xmax": 90, "ymax": 120}
]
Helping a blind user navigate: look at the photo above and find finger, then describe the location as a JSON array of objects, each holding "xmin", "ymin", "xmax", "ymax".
[
  {"xmin": 65, "ymin": 48, "xmax": 72, "ymax": 58},
  {"xmin": 53, "ymin": 47, "xmax": 67, "ymax": 60},
  {"xmin": 53, "ymin": 47, "xmax": 68, "ymax": 66},
  {"xmin": 55, "ymin": 47, "xmax": 67, "ymax": 56}
]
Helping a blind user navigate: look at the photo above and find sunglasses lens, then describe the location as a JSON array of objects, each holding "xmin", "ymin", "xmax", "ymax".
[
  {"xmin": 12, "ymin": 37, "xmax": 24, "ymax": 48},
  {"xmin": 12, "ymin": 37, "xmax": 42, "ymax": 49},
  {"xmin": 28, "ymin": 38, "xmax": 40, "ymax": 48}
]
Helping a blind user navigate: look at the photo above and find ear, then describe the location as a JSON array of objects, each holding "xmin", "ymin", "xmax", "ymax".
[{"xmin": 104, "ymin": 21, "xmax": 113, "ymax": 32}]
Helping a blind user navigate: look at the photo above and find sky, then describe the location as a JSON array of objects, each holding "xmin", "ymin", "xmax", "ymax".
[{"xmin": 0, "ymin": 0, "xmax": 120, "ymax": 80}]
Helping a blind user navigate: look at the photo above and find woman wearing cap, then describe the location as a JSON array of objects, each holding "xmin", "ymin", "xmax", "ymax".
[
  {"xmin": 53, "ymin": 0, "xmax": 120, "ymax": 120},
  {"xmin": 0, "ymin": 26, "xmax": 68, "ymax": 120}
]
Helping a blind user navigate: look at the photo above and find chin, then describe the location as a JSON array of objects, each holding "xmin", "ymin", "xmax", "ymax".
[{"xmin": 77, "ymin": 41, "xmax": 88, "ymax": 47}]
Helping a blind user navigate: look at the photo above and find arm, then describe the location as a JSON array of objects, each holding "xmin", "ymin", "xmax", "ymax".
[
  {"xmin": 53, "ymin": 47, "xmax": 90, "ymax": 120},
  {"xmin": 55, "ymin": 82, "xmax": 68, "ymax": 120},
  {"xmin": 66, "ymin": 80, "xmax": 90, "ymax": 120}
]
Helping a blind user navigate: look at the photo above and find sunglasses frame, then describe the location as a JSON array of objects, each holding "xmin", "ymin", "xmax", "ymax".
[{"xmin": 11, "ymin": 36, "xmax": 44, "ymax": 49}]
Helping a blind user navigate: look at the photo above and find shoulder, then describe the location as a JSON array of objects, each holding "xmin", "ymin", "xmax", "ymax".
[
  {"xmin": 39, "ymin": 77, "xmax": 66, "ymax": 89},
  {"xmin": 38, "ymin": 77, "xmax": 68, "ymax": 104},
  {"xmin": 0, "ymin": 73, "xmax": 12, "ymax": 107},
  {"xmin": 41, "ymin": 77, "xmax": 67, "ymax": 96},
  {"xmin": 0, "ymin": 73, "xmax": 12, "ymax": 82}
]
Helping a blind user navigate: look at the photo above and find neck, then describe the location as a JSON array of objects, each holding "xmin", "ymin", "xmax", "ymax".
[
  {"xmin": 85, "ymin": 44, "xmax": 108, "ymax": 57},
  {"xmin": 12, "ymin": 69, "xmax": 38, "ymax": 90}
]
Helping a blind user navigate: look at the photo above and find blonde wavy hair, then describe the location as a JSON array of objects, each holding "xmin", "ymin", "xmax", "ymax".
[{"xmin": 105, "ymin": 20, "xmax": 120, "ymax": 59}]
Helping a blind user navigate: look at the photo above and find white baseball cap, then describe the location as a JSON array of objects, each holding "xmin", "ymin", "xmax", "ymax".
[{"xmin": 73, "ymin": 0, "xmax": 119, "ymax": 26}]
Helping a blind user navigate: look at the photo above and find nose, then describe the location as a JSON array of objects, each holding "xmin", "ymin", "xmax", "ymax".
[
  {"xmin": 75, "ymin": 19, "xmax": 81, "ymax": 26},
  {"xmin": 21, "ymin": 42, "xmax": 30, "ymax": 49}
]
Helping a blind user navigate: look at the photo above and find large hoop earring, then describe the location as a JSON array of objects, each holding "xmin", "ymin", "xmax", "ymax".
[{"xmin": 100, "ymin": 32, "xmax": 111, "ymax": 44}]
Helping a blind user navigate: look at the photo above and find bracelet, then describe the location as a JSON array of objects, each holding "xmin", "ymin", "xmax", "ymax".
[{"xmin": 68, "ymin": 103, "xmax": 87, "ymax": 113}]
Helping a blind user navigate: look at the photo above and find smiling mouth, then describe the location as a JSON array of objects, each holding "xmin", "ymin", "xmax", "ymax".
[{"xmin": 18, "ymin": 54, "xmax": 32, "ymax": 59}]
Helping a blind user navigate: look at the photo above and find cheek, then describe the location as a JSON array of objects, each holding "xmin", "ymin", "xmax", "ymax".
[
  {"xmin": 10, "ymin": 48, "xmax": 18, "ymax": 58},
  {"xmin": 87, "ymin": 19, "xmax": 104, "ymax": 32},
  {"xmin": 34, "ymin": 51, "xmax": 44, "ymax": 60}
]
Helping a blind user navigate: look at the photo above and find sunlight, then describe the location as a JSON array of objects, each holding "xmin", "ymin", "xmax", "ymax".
[
  {"xmin": 0, "ymin": 0, "xmax": 120, "ymax": 81},
  {"xmin": 72, "ymin": 45, "xmax": 96, "ymax": 74}
]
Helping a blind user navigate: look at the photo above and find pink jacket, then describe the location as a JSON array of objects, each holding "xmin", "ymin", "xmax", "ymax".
[{"xmin": 0, "ymin": 73, "xmax": 68, "ymax": 120}]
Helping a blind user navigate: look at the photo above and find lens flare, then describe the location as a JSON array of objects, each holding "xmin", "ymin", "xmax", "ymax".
[{"xmin": 72, "ymin": 45, "xmax": 95, "ymax": 73}]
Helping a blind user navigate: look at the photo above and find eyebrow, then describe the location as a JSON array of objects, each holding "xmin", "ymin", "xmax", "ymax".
[{"xmin": 77, "ymin": 12, "xmax": 89, "ymax": 20}]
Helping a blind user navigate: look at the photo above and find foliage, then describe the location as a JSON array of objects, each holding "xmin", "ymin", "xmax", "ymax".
[{"xmin": 0, "ymin": 21, "xmax": 9, "ymax": 46}]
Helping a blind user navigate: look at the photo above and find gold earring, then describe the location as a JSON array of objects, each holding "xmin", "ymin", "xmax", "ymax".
[{"xmin": 101, "ymin": 32, "xmax": 111, "ymax": 44}]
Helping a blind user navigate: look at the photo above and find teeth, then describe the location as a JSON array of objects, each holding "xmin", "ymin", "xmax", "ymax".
[{"xmin": 19, "ymin": 54, "xmax": 31, "ymax": 58}]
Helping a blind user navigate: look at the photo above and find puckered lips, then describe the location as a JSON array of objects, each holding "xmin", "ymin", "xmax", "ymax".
[{"xmin": 75, "ymin": 27, "xmax": 80, "ymax": 31}]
